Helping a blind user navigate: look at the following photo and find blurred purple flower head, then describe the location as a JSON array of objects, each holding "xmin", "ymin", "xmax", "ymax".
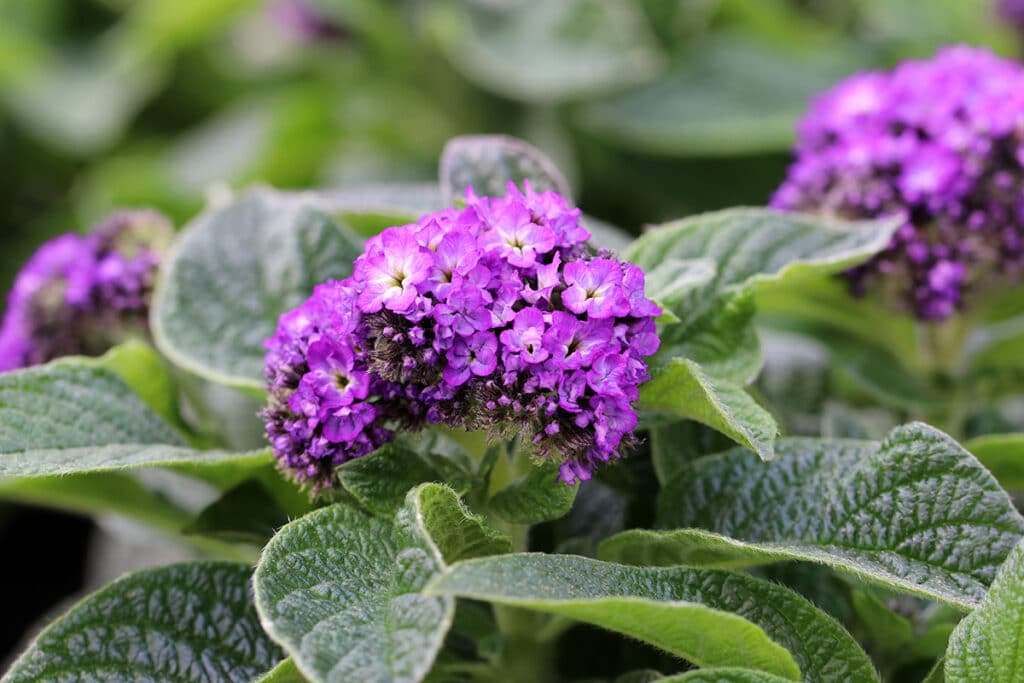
[
  {"xmin": 0, "ymin": 210, "xmax": 173, "ymax": 372},
  {"xmin": 262, "ymin": 183, "xmax": 661, "ymax": 489},
  {"xmin": 268, "ymin": 0, "xmax": 346, "ymax": 42},
  {"xmin": 772, "ymin": 46, "xmax": 1024, "ymax": 320}
]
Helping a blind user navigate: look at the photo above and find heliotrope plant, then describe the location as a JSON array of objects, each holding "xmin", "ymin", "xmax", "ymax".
[{"xmin": 0, "ymin": 133, "xmax": 1022, "ymax": 683}]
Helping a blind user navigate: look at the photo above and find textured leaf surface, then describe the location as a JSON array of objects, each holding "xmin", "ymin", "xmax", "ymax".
[
  {"xmin": 660, "ymin": 670, "xmax": 800, "ymax": 683},
  {"xmin": 319, "ymin": 182, "xmax": 445, "ymax": 236},
  {"xmin": 184, "ymin": 480, "xmax": 291, "ymax": 545},
  {"xmin": 625, "ymin": 209, "xmax": 898, "ymax": 352},
  {"xmin": 946, "ymin": 538, "xmax": 1024, "ymax": 682},
  {"xmin": 489, "ymin": 460, "xmax": 578, "ymax": 525},
  {"xmin": 336, "ymin": 443, "xmax": 474, "ymax": 516},
  {"xmin": 618, "ymin": 423, "xmax": 1024, "ymax": 609},
  {"xmin": 3, "ymin": 562, "xmax": 281, "ymax": 683},
  {"xmin": 253, "ymin": 486, "xmax": 459, "ymax": 683},
  {"xmin": 433, "ymin": 0, "xmax": 661, "ymax": 103},
  {"xmin": 429, "ymin": 553, "xmax": 879, "ymax": 682},
  {"xmin": 415, "ymin": 483, "xmax": 511, "ymax": 564},
  {"xmin": 0, "ymin": 360, "xmax": 267, "ymax": 478},
  {"xmin": 152, "ymin": 189, "xmax": 364, "ymax": 389},
  {"xmin": 640, "ymin": 359, "xmax": 777, "ymax": 461},
  {"xmin": 439, "ymin": 135, "xmax": 571, "ymax": 203}
]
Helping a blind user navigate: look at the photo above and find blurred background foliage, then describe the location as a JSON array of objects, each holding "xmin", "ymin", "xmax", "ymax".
[{"xmin": 0, "ymin": 0, "xmax": 1015, "ymax": 301}]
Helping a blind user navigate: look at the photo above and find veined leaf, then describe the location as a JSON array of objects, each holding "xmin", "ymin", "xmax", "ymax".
[
  {"xmin": 439, "ymin": 134, "xmax": 571, "ymax": 203},
  {"xmin": 659, "ymin": 671, "xmax": 802, "ymax": 683},
  {"xmin": 254, "ymin": 483, "xmax": 500, "ymax": 683},
  {"xmin": 625, "ymin": 208, "xmax": 899, "ymax": 353},
  {"xmin": 336, "ymin": 443, "xmax": 475, "ymax": 517},
  {"xmin": 603, "ymin": 423, "xmax": 1023, "ymax": 610},
  {"xmin": 151, "ymin": 188, "xmax": 364, "ymax": 391},
  {"xmin": 488, "ymin": 460, "xmax": 578, "ymax": 525},
  {"xmin": 2, "ymin": 562, "xmax": 281, "ymax": 682},
  {"xmin": 945, "ymin": 538, "xmax": 1024, "ymax": 682},
  {"xmin": 427, "ymin": 553, "xmax": 878, "ymax": 682},
  {"xmin": 639, "ymin": 358, "xmax": 777, "ymax": 461}
]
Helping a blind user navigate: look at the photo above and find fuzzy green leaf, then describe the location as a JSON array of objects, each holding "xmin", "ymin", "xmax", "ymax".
[
  {"xmin": 151, "ymin": 188, "xmax": 364, "ymax": 390},
  {"xmin": 488, "ymin": 460, "xmax": 578, "ymax": 525},
  {"xmin": 604, "ymin": 423, "xmax": 1023, "ymax": 610},
  {"xmin": 336, "ymin": 443, "xmax": 475, "ymax": 517},
  {"xmin": 640, "ymin": 358, "xmax": 777, "ymax": 461},
  {"xmin": 626, "ymin": 208, "xmax": 899, "ymax": 371},
  {"xmin": 2, "ymin": 562, "xmax": 281, "ymax": 682},
  {"xmin": 945, "ymin": 538, "xmax": 1024, "ymax": 682},
  {"xmin": 253, "ymin": 484, "xmax": 482, "ymax": 683},
  {"xmin": 428, "ymin": 553, "xmax": 879, "ymax": 682},
  {"xmin": 659, "ymin": 670, "xmax": 801, "ymax": 683},
  {"xmin": 439, "ymin": 134, "xmax": 571, "ymax": 203}
]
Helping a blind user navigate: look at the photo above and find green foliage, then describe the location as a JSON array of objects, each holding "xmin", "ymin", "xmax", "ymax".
[
  {"xmin": 427, "ymin": 553, "xmax": 877, "ymax": 682},
  {"xmin": 488, "ymin": 460, "xmax": 578, "ymax": 525},
  {"xmin": 151, "ymin": 189, "xmax": 364, "ymax": 390},
  {"xmin": 603, "ymin": 423, "xmax": 1023, "ymax": 609},
  {"xmin": 440, "ymin": 134, "xmax": 572, "ymax": 202},
  {"xmin": 2, "ymin": 562, "xmax": 281, "ymax": 682},
  {"xmin": 431, "ymin": 0, "xmax": 662, "ymax": 104},
  {"xmin": 945, "ymin": 538, "xmax": 1024, "ymax": 682},
  {"xmin": 253, "ymin": 485, "xmax": 482, "ymax": 683}
]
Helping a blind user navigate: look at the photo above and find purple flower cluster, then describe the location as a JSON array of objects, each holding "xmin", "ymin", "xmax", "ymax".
[
  {"xmin": 999, "ymin": 0, "xmax": 1024, "ymax": 38},
  {"xmin": 268, "ymin": 0, "xmax": 346, "ymax": 42},
  {"xmin": 0, "ymin": 210, "xmax": 173, "ymax": 372},
  {"xmin": 772, "ymin": 46, "xmax": 1024, "ymax": 320},
  {"xmin": 262, "ymin": 183, "xmax": 660, "ymax": 489}
]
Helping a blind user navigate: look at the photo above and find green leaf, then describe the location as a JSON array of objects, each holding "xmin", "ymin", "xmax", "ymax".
[
  {"xmin": 650, "ymin": 420, "xmax": 735, "ymax": 486},
  {"xmin": 431, "ymin": 0, "xmax": 662, "ymax": 104},
  {"xmin": 184, "ymin": 480, "xmax": 291, "ymax": 545},
  {"xmin": 630, "ymin": 208, "xmax": 896, "ymax": 456},
  {"xmin": 415, "ymin": 483, "xmax": 512, "ymax": 564},
  {"xmin": 151, "ymin": 188, "xmax": 364, "ymax": 391},
  {"xmin": 2, "ymin": 562, "xmax": 281, "ymax": 682},
  {"xmin": 603, "ymin": 423, "xmax": 1024, "ymax": 610},
  {"xmin": 336, "ymin": 443, "xmax": 475, "ymax": 517},
  {"xmin": 256, "ymin": 658, "xmax": 307, "ymax": 683},
  {"xmin": 90, "ymin": 340, "xmax": 182, "ymax": 428},
  {"xmin": 639, "ymin": 358, "xmax": 778, "ymax": 461},
  {"xmin": 964, "ymin": 434, "xmax": 1024, "ymax": 491},
  {"xmin": 439, "ymin": 135, "xmax": 571, "ymax": 204},
  {"xmin": 577, "ymin": 39, "xmax": 857, "ymax": 157},
  {"xmin": 757, "ymin": 274, "xmax": 923, "ymax": 373},
  {"xmin": 659, "ymin": 670, "xmax": 799, "ymax": 683},
  {"xmin": 0, "ymin": 359, "xmax": 273, "ymax": 533},
  {"xmin": 850, "ymin": 590, "xmax": 913, "ymax": 651},
  {"xmin": 0, "ymin": 360, "xmax": 267, "ymax": 477},
  {"xmin": 625, "ymin": 208, "xmax": 899, "ymax": 345},
  {"xmin": 427, "ymin": 553, "xmax": 879, "ymax": 682},
  {"xmin": 253, "ymin": 486, "xmax": 460, "ymax": 683},
  {"xmin": 946, "ymin": 538, "xmax": 1024, "ymax": 682},
  {"xmin": 489, "ymin": 460, "xmax": 578, "ymax": 525},
  {"xmin": 320, "ymin": 182, "xmax": 446, "ymax": 237},
  {"xmin": 644, "ymin": 257, "xmax": 717, "ymax": 312},
  {"xmin": 581, "ymin": 213, "xmax": 635, "ymax": 253}
]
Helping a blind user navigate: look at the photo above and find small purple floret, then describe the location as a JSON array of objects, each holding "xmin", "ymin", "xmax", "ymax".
[
  {"xmin": 772, "ymin": 46, "xmax": 1024, "ymax": 320},
  {"xmin": 261, "ymin": 182, "xmax": 661, "ymax": 489}
]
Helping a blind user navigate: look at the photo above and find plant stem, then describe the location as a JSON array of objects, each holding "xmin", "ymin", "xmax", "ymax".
[{"xmin": 493, "ymin": 607, "xmax": 558, "ymax": 683}]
